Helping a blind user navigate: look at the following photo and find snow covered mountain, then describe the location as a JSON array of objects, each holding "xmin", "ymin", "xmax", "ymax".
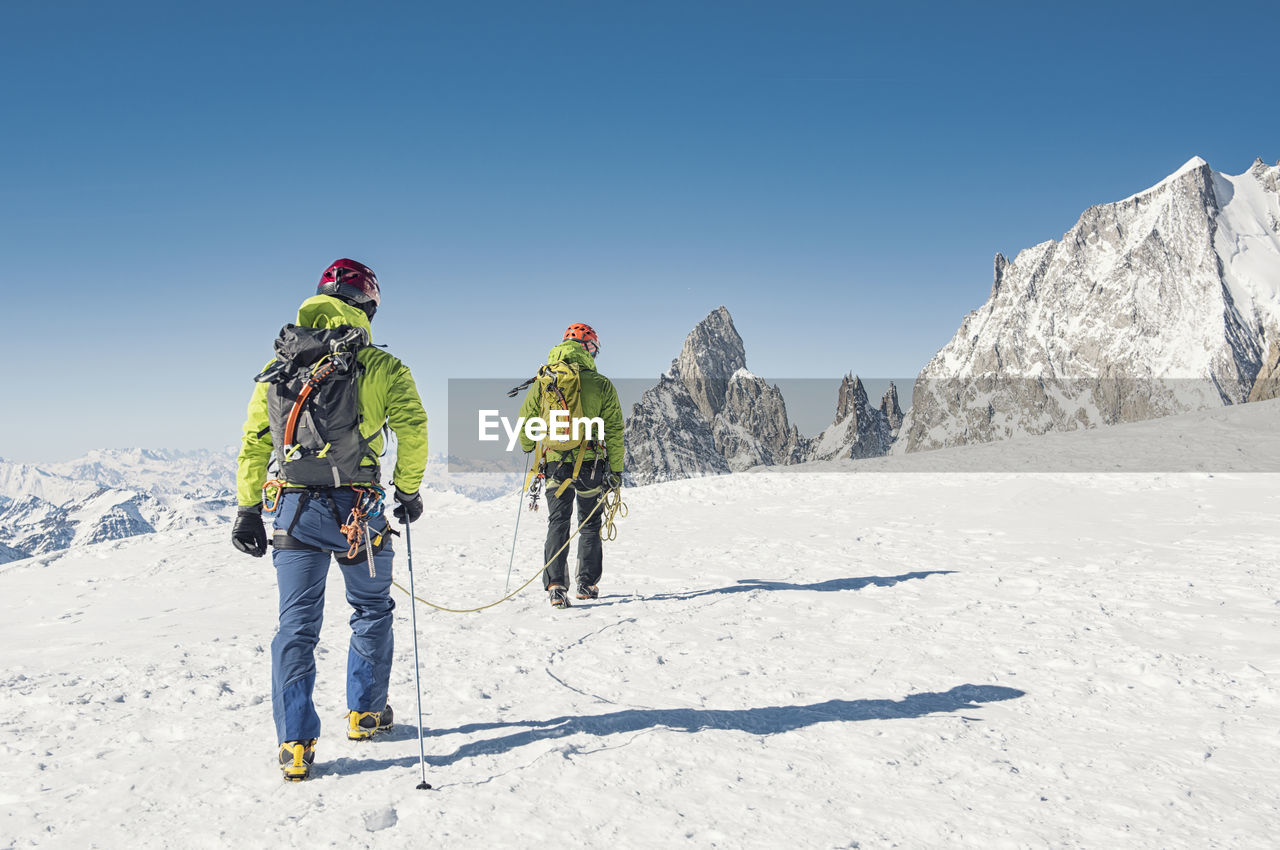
[
  {"xmin": 898, "ymin": 156, "xmax": 1280, "ymax": 453},
  {"xmin": 0, "ymin": 448, "xmax": 527, "ymax": 564},
  {"xmin": 0, "ymin": 449, "xmax": 237, "ymax": 563}
]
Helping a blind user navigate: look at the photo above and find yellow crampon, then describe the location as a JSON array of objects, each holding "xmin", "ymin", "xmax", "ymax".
[
  {"xmin": 347, "ymin": 708, "xmax": 393, "ymax": 740},
  {"xmin": 278, "ymin": 739, "xmax": 316, "ymax": 782}
]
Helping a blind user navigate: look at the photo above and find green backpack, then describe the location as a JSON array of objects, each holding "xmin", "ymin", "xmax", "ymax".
[{"xmin": 524, "ymin": 360, "xmax": 588, "ymax": 497}]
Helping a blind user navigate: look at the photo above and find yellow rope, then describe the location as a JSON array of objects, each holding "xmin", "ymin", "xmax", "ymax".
[
  {"xmin": 599, "ymin": 484, "xmax": 627, "ymax": 542},
  {"xmin": 392, "ymin": 484, "xmax": 627, "ymax": 613}
]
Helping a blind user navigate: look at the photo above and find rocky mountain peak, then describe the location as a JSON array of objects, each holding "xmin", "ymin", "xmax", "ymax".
[
  {"xmin": 834, "ymin": 373, "xmax": 869, "ymax": 423},
  {"xmin": 807, "ymin": 372, "xmax": 895, "ymax": 462},
  {"xmin": 673, "ymin": 306, "xmax": 747, "ymax": 421},
  {"xmin": 626, "ymin": 308, "xmax": 900, "ymax": 483},
  {"xmin": 627, "ymin": 308, "xmax": 817, "ymax": 483},
  {"xmin": 1249, "ymin": 158, "xmax": 1280, "ymax": 195},
  {"xmin": 897, "ymin": 156, "xmax": 1280, "ymax": 454},
  {"xmin": 881, "ymin": 382, "xmax": 904, "ymax": 432},
  {"xmin": 714, "ymin": 369, "xmax": 807, "ymax": 470}
]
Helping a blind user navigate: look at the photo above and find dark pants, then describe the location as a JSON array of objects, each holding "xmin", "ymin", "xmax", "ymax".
[
  {"xmin": 543, "ymin": 460, "xmax": 605, "ymax": 590},
  {"xmin": 269, "ymin": 488, "xmax": 395, "ymax": 744}
]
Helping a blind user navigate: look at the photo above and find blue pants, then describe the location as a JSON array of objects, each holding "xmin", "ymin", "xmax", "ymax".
[{"xmin": 269, "ymin": 488, "xmax": 395, "ymax": 743}]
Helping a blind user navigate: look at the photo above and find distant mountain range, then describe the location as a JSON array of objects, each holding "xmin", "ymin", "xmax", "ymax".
[
  {"xmin": 624, "ymin": 307, "xmax": 901, "ymax": 485},
  {"xmin": 0, "ymin": 449, "xmax": 238, "ymax": 564},
  {"xmin": 0, "ymin": 449, "xmax": 522, "ymax": 565},
  {"xmin": 5, "ymin": 156, "xmax": 1278, "ymax": 557},
  {"xmin": 624, "ymin": 155, "xmax": 1280, "ymax": 481}
]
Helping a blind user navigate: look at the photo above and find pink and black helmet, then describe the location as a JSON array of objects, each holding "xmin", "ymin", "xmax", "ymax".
[{"xmin": 318, "ymin": 258, "xmax": 380, "ymax": 318}]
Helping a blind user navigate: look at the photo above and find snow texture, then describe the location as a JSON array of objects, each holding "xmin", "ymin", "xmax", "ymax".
[{"xmin": 2, "ymin": 401, "xmax": 1278, "ymax": 847}]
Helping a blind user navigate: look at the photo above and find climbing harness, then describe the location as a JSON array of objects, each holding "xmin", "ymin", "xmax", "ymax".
[
  {"xmin": 259, "ymin": 483, "xmax": 396, "ymax": 584},
  {"xmin": 340, "ymin": 485, "xmax": 387, "ymax": 577}
]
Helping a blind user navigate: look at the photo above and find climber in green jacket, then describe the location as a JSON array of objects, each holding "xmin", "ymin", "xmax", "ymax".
[
  {"xmin": 517, "ymin": 323, "xmax": 624, "ymax": 608},
  {"xmin": 232, "ymin": 258, "xmax": 428, "ymax": 781}
]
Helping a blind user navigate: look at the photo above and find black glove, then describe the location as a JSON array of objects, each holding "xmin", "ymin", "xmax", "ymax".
[
  {"xmin": 393, "ymin": 488, "xmax": 423, "ymax": 524},
  {"xmin": 232, "ymin": 505, "xmax": 267, "ymax": 557},
  {"xmin": 607, "ymin": 471, "xmax": 623, "ymax": 490}
]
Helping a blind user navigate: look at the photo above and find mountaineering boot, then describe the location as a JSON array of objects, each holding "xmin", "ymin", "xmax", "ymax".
[
  {"xmin": 279, "ymin": 740, "xmax": 316, "ymax": 781},
  {"xmin": 548, "ymin": 585, "xmax": 571, "ymax": 609},
  {"xmin": 348, "ymin": 704, "xmax": 394, "ymax": 740},
  {"xmin": 575, "ymin": 584, "xmax": 599, "ymax": 600}
]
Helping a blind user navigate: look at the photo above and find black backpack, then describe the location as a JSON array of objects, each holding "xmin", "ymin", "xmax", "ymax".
[{"xmin": 255, "ymin": 324, "xmax": 380, "ymax": 488}]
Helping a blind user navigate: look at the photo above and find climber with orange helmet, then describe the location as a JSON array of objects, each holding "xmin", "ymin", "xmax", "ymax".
[{"xmin": 517, "ymin": 322, "xmax": 624, "ymax": 608}]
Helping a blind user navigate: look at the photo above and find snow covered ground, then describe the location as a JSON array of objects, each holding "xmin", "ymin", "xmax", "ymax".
[{"xmin": 3, "ymin": 405, "xmax": 1279, "ymax": 847}]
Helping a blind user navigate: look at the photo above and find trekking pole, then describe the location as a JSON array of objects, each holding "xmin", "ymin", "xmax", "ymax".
[
  {"xmin": 403, "ymin": 521, "xmax": 432, "ymax": 791},
  {"xmin": 504, "ymin": 454, "xmax": 531, "ymax": 593}
]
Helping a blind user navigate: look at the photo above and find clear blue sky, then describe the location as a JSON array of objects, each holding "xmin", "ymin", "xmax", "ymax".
[{"xmin": 3, "ymin": 0, "xmax": 1275, "ymax": 462}]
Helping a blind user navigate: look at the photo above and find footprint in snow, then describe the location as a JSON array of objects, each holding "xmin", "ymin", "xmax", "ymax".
[{"xmin": 362, "ymin": 806, "xmax": 398, "ymax": 832}]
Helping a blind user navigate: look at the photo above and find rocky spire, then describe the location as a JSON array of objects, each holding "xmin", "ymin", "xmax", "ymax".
[
  {"xmin": 881, "ymin": 382, "xmax": 904, "ymax": 432},
  {"xmin": 673, "ymin": 306, "xmax": 746, "ymax": 422},
  {"xmin": 834, "ymin": 373, "xmax": 868, "ymax": 424},
  {"xmin": 626, "ymin": 307, "xmax": 817, "ymax": 483},
  {"xmin": 806, "ymin": 373, "xmax": 895, "ymax": 462}
]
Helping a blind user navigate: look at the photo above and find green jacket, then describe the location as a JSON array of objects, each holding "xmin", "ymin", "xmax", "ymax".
[
  {"xmin": 518, "ymin": 340, "xmax": 625, "ymax": 474},
  {"xmin": 236, "ymin": 295, "xmax": 429, "ymax": 507}
]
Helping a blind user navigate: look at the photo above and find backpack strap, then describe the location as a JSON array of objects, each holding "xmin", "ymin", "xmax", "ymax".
[{"xmin": 553, "ymin": 449, "xmax": 586, "ymax": 497}]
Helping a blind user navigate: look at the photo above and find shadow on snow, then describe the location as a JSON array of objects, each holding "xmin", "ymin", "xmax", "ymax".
[
  {"xmin": 590, "ymin": 570, "xmax": 956, "ymax": 606},
  {"xmin": 329, "ymin": 683, "xmax": 1023, "ymax": 776}
]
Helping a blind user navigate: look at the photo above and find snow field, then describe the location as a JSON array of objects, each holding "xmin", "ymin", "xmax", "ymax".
[{"xmin": 2, "ymin": 464, "xmax": 1278, "ymax": 847}]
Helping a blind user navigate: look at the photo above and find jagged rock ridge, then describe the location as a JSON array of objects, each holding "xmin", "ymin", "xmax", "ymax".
[
  {"xmin": 625, "ymin": 309, "xmax": 895, "ymax": 484},
  {"xmin": 897, "ymin": 156, "xmax": 1280, "ymax": 453},
  {"xmin": 807, "ymin": 376, "xmax": 901, "ymax": 462}
]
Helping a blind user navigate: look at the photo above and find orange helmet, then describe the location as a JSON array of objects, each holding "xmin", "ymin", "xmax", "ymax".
[{"xmin": 563, "ymin": 322, "xmax": 600, "ymax": 357}]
